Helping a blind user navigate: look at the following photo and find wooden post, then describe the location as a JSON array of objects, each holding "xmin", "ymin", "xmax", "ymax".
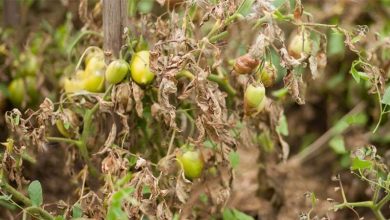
[
  {"xmin": 3, "ymin": 0, "xmax": 20, "ymax": 27},
  {"xmin": 103, "ymin": 0, "xmax": 128, "ymax": 61}
]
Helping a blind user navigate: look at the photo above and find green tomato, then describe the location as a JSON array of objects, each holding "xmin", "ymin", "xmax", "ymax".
[
  {"xmin": 288, "ymin": 30, "xmax": 312, "ymax": 59},
  {"xmin": 130, "ymin": 50, "xmax": 155, "ymax": 85},
  {"xmin": 82, "ymin": 71, "xmax": 105, "ymax": 92},
  {"xmin": 177, "ymin": 149, "xmax": 204, "ymax": 179},
  {"xmin": 244, "ymin": 84, "xmax": 265, "ymax": 109},
  {"xmin": 105, "ymin": 59, "xmax": 129, "ymax": 84},
  {"xmin": 8, "ymin": 78, "xmax": 25, "ymax": 106},
  {"xmin": 18, "ymin": 52, "xmax": 39, "ymax": 76}
]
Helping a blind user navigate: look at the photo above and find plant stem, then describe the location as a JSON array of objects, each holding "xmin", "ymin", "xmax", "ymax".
[
  {"xmin": 78, "ymin": 85, "xmax": 113, "ymax": 176},
  {"xmin": 376, "ymin": 192, "xmax": 390, "ymax": 210},
  {"xmin": 46, "ymin": 136, "xmax": 81, "ymax": 146},
  {"xmin": 207, "ymin": 74, "xmax": 237, "ymax": 96},
  {"xmin": 0, "ymin": 181, "xmax": 31, "ymax": 206},
  {"xmin": 25, "ymin": 206, "xmax": 55, "ymax": 220}
]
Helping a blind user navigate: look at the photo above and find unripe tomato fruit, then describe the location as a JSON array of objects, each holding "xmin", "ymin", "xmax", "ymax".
[
  {"xmin": 244, "ymin": 84, "xmax": 265, "ymax": 108},
  {"xmin": 130, "ymin": 50, "xmax": 155, "ymax": 85},
  {"xmin": 8, "ymin": 78, "xmax": 25, "ymax": 106},
  {"xmin": 105, "ymin": 59, "xmax": 129, "ymax": 84},
  {"xmin": 177, "ymin": 149, "xmax": 204, "ymax": 179},
  {"xmin": 83, "ymin": 72, "xmax": 105, "ymax": 92},
  {"xmin": 288, "ymin": 30, "xmax": 312, "ymax": 59}
]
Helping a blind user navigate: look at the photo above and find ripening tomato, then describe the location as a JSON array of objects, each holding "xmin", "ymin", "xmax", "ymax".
[
  {"xmin": 8, "ymin": 78, "xmax": 25, "ymax": 106},
  {"xmin": 64, "ymin": 78, "xmax": 84, "ymax": 93},
  {"xmin": 288, "ymin": 30, "xmax": 312, "ymax": 59},
  {"xmin": 177, "ymin": 148, "xmax": 204, "ymax": 179},
  {"xmin": 130, "ymin": 50, "xmax": 155, "ymax": 85},
  {"xmin": 105, "ymin": 59, "xmax": 129, "ymax": 84},
  {"xmin": 82, "ymin": 72, "xmax": 105, "ymax": 92}
]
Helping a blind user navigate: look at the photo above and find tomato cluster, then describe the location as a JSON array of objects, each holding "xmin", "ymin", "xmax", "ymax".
[
  {"xmin": 7, "ymin": 52, "xmax": 40, "ymax": 107},
  {"xmin": 63, "ymin": 49, "xmax": 155, "ymax": 94}
]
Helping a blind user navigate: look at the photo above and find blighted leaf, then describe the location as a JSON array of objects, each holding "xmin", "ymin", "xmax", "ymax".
[
  {"xmin": 28, "ymin": 180, "xmax": 43, "ymax": 206},
  {"xmin": 381, "ymin": 86, "xmax": 390, "ymax": 105},
  {"xmin": 228, "ymin": 151, "xmax": 240, "ymax": 169},
  {"xmin": 329, "ymin": 135, "xmax": 346, "ymax": 154},
  {"xmin": 283, "ymin": 71, "xmax": 306, "ymax": 105},
  {"xmin": 351, "ymin": 157, "xmax": 373, "ymax": 170}
]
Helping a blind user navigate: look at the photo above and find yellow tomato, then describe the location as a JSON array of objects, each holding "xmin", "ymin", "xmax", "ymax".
[
  {"xmin": 82, "ymin": 72, "xmax": 105, "ymax": 92},
  {"xmin": 130, "ymin": 50, "xmax": 155, "ymax": 85},
  {"xmin": 64, "ymin": 78, "xmax": 84, "ymax": 93}
]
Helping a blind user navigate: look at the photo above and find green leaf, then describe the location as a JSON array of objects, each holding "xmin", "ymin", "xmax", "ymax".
[
  {"xmin": 276, "ymin": 114, "xmax": 289, "ymax": 136},
  {"xmin": 236, "ymin": 0, "xmax": 255, "ymax": 17},
  {"xmin": 137, "ymin": 0, "xmax": 154, "ymax": 14},
  {"xmin": 328, "ymin": 29, "xmax": 345, "ymax": 57},
  {"xmin": 351, "ymin": 157, "xmax": 373, "ymax": 170},
  {"xmin": 106, "ymin": 187, "xmax": 135, "ymax": 220},
  {"xmin": 272, "ymin": 0, "xmax": 288, "ymax": 8},
  {"xmin": 28, "ymin": 180, "xmax": 43, "ymax": 206},
  {"xmin": 72, "ymin": 203, "xmax": 83, "ymax": 219},
  {"xmin": 223, "ymin": 208, "xmax": 254, "ymax": 220},
  {"xmin": 329, "ymin": 135, "xmax": 346, "ymax": 154},
  {"xmin": 228, "ymin": 151, "xmax": 240, "ymax": 169},
  {"xmin": 381, "ymin": 86, "xmax": 390, "ymax": 105},
  {"xmin": 258, "ymin": 131, "xmax": 274, "ymax": 153}
]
